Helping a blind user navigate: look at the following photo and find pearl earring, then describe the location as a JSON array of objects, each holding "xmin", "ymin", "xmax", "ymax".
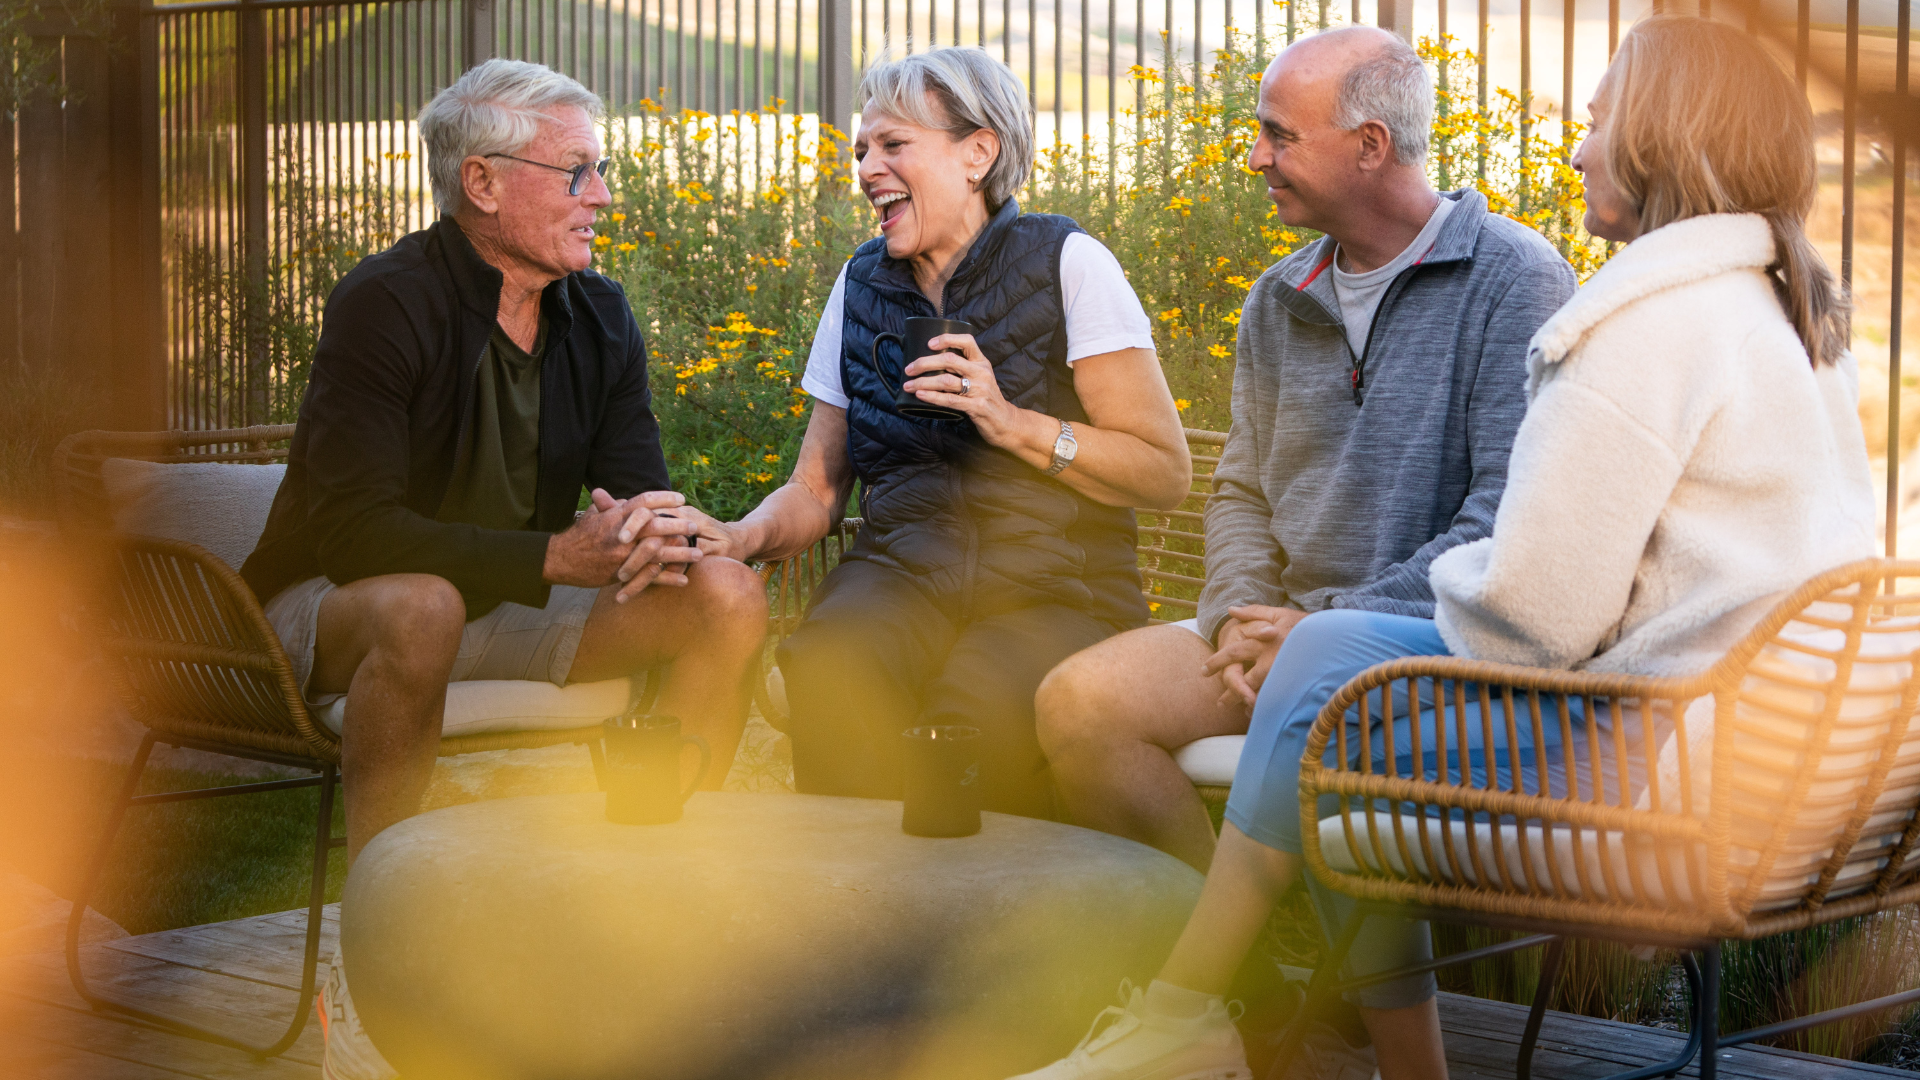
[{"xmin": 970, "ymin": 173, "xmax": 980, "ymax": 181}]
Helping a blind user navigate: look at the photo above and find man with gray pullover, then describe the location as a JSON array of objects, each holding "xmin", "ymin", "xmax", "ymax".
[{"xmin": 1035, "ymin": 27, "xmax": 1576, "ymax": 876}]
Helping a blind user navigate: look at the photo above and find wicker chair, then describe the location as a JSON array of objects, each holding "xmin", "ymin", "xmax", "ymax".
[
  {"xmin": 1278, "ymin": 558, "xmax": 1920, "ymax": 1080},
  {"xmin": 51, "ymin": 425, "xmax": 633, "ymax": 1057}
]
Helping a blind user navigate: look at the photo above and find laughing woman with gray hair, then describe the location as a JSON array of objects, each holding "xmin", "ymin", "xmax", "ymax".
[{"xmin": 694, "ymin": 46, "xmax": 1190, "ymax": 818}]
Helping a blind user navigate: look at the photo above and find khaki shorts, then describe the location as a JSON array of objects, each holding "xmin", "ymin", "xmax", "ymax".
[{"xmin": 263, "ymin": 576, "xmax": 601, "ymax": 707}]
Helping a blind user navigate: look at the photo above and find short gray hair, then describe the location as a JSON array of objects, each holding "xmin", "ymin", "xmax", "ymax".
[
  {"xmin": 418, "ymin": 59, "xmax": 604, "ymax": 215},
  {"xmin": 1331, "ymin": 38, "xmax": 1432, "ymax": 166},
  {"xmin": 857, "ymin": 47, "xmax": 1034, "ymax": 209}
]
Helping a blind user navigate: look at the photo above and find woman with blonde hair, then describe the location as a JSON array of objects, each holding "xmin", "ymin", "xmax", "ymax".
[{"xmin": 1011, "ymin": 16, "xmax": 1874, "ymax": 1080}]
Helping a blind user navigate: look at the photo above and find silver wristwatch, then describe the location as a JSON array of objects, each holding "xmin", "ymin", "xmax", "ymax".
[{"xmin": 1044, "ymin": 419, "xmax": 1078, "ymax": 476}]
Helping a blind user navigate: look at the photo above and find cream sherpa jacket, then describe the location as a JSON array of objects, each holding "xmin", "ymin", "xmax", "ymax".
[{"xmin": 1429, "ymin": 213, "xmax": 1877, "ymax": 677}]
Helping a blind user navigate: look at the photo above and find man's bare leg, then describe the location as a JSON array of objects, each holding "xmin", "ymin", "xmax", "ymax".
[
  {"xmin": 311, "ymin": 574, "xmax": 468, "ymax": 863},
  {"xmin": 568, "ymin": 555, "xmax": 768, "ymax": 787},
  {"xmin": 1036, "ymin": 623, "xmax": 1247, "ymax": 872}
]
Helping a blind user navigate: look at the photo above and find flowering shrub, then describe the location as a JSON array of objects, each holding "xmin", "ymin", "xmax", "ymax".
[
  {"xmin": 215, "ymin": 29, "xmax": 1603, "ymax": 521},
  {"xmin": 593, "ymin": 104, "xmax": 869, "ymax": 519},
  {"xmin": 1026, "ymin": 31, "xmax": 1603, "ymax": 434}
]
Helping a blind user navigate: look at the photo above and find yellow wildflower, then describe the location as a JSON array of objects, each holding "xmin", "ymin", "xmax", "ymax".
[
  {"xmin": 1207, "ymin": 345, "xmax": 1232, "ymax": 359},
  {"xmin": 1157, "ymin": 308, "xmax": 1182, "ymax": 322},
  {"xmin": 1175, "ymin": 398, "xmax": 1192, "ymax": 411}
]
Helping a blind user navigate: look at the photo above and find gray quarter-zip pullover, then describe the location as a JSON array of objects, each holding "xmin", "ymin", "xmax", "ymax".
[{"xmin": 1196, "ymin": 188, "xmax": 1577, "ymax": 642}]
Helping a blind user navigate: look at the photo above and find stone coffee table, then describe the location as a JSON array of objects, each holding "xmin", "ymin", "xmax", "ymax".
[{"xmin": 342, "ymin": 791, "xmax": 1203, "ymax": 1080}]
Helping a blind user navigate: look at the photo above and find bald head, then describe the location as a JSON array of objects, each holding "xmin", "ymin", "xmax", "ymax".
[{"xmin": 1262, "ymin": 26, "xmax": 1431, "ymax": 167}]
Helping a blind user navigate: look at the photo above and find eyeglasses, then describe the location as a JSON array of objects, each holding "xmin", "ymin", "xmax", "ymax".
[{"xmin": 485, "ymin": 153, "xmax": 611, "ymax": 196}]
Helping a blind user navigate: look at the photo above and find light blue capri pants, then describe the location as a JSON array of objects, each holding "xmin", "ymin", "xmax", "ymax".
[{"xmin": 1224, "ymin": 609, "xmax": 1586, "ymax": 1010}]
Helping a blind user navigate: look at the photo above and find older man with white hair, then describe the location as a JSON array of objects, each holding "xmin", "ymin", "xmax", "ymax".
[
  {"xmin": 241, "ymin": 61, "xmax": 767, "ymax": 1077},
  {"xmin": 1020, "ymin": 26, "xmax": 1574, "ymax": 1080}
]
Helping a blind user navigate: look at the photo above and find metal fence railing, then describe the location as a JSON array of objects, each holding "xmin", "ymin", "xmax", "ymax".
[{"xmin": 130, "ymin": 0, "xmax": 1913, "ymax": 551}]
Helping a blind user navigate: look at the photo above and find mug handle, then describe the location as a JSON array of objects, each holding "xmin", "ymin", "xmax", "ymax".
[
  {"xmin": 867, "ymin": 331, "xmax": 908, "ymax": 398},
  {"xmin": 679, "ymin": 735, "xmax": 712, "ymax": 803}
]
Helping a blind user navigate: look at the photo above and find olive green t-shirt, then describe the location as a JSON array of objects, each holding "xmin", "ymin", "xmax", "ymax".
[{"xmin": 436, "ymin": 320, "xmax": 545, "ymax": 616}]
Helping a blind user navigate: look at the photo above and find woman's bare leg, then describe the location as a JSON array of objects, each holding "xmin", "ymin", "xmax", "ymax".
[
  {"xmin": 1150, "ymin": 824, "xmax": 1450, "ymax": 1080},
  {"xmin": 1155, "ymin": 823, "xmax": 1301, "ymax": 994},
  {"xmin": 1362, "ymin": 1000, "xmax": 1449, "ymax": 1080}
]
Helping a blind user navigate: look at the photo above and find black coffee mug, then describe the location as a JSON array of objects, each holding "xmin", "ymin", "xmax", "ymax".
[
  {"xmin": 603, "ymin": 714, "xmax": 711, "ymax": 825},
  {"xmin": 868, "ymin": 316, "xmax": 976, "ymax": 421},
  {"xmin": 901, "ymin": 724, "xmax": 982, "ymax": 837}
]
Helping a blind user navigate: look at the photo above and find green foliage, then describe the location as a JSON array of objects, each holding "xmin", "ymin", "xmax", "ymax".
[
  {"xmin": 594, "ymin": 104, "xmax": 869, "ymax": 520},
  {"xmin": 0, "ymin": 358, "xmax": 100, "ymax": 514},
  {"xmin": 174, "ymin": 153, "xmax": 409, "ymax": 428},
  {"xmin": 1023, "ymin": 35, "xmax": 1291, "ymax": 435},
  {"xmin": 81, "ymin": 763, "xmax": 346, "ymax": 936},
  {"xmin": 1720, "ymin": 913, "xmax": 1920, "ymax": 1062},
  {"xmin": 1, "ymin": 0, "xmax": 113, "ymax": 119}
]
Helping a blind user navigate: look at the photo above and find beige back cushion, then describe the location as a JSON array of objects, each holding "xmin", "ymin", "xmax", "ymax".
[
  {"xmin": 1638, "ymin": 599, "xmax": 1920, "ymax": 909},
  {"xmin": 101, "ymin": 459, "xmax": 286, "ymax": 572}
]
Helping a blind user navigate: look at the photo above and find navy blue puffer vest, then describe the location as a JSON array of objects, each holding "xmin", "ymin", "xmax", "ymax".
[{"xmin": 837, "ymin": 200, "xmax": 1147, "ymax": 626}]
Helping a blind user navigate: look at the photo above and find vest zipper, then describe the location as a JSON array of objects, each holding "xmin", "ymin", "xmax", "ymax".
[{"xmin": 955, "ymin": 467, "xmax": 980, "ymax": 622}]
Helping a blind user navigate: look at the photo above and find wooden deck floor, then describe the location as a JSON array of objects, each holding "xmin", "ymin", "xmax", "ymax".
[{"xmin": 0, "ymin": 906, "xmax": 1909, "ymax": 1080}]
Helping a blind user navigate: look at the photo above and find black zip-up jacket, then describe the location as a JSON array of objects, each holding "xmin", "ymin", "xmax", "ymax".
[{"xmin": 240, "ymin": 217, "xmax": 670, "ymax": 611}]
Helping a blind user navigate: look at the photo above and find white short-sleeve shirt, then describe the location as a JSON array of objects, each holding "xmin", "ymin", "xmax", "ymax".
[{"xmin": 799, "ymin": 232, "xmax": 1155, "ymax": 409}]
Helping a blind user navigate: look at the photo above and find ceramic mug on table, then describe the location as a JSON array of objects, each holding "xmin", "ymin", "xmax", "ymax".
[
  {"xmin": 900, "ymin": 724, "xmax": 983, "ymax": 837},
  {"xmin": 603, "ymin": 714, "xmax": 710, "ymax": 825},
  {"xmin": 867, "ymin": 317, "xmax": 977, "ymax": 422}
]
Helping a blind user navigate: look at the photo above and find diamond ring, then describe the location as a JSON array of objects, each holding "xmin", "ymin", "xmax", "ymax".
[{"xmin": 961, "ymin": 377, "xmax": 972, "ymax": 396}]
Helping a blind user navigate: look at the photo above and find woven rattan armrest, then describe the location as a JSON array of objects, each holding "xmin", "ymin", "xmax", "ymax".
[
  {"xmin": 93, "ymin": 532, "xmax": 343, "ymax": 764},
  {"xmin": 1295, "ymin": 561, "xmax": 1920, "ymax": 941},
  {"xmin": 1293, "ymin": 653, "xmax": 1739, "ymax": 938}
]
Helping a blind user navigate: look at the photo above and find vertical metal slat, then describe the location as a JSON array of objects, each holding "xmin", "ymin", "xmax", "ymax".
[{"xmin": 1889, "ymin": 0, "xmax": 1910, "ymax": 557}]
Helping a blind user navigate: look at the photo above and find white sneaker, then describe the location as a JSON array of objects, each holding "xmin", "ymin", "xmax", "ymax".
[
  {"xmin": 1009, "ymin": 980, "xmax": 1253, "ymax": 1080},
  {"xmin": 316, "ymin": 959, "xmax": 399, "ymax": 1080},
  {"xmin": 1277, "ymin": 1020, "xmax": 1379, "ymax": 1080}
]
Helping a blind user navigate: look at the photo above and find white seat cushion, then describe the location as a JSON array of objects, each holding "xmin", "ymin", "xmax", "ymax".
[
  {"xmin": 1315, "ymin": 804, "xmax": 1906, "ymax": 914},
  {"xmin": 315, "ymin": 677, "xmax": 633, "ymax": 739},
  {"xmin": 102, "ymin": 459, "xmax": 286, "ymax": 571},
  {"xmin": 1175, "ymin": 735, "xmax": 1244, "ymax": 787}
]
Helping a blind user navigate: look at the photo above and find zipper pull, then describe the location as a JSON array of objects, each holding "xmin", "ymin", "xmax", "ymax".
[{"xmin": 1350, "ymin": 367, "xmax": 1364, "ymax": 406}]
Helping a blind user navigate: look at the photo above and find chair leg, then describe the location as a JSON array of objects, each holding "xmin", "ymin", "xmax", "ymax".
[
  {"xmin": 587, "ymin": 737, "xmax": 608, "ymax": 792},
  {"xmin": 1698, "ymin": 945, "xmax": 1721, "ymax": 1080},
  {"xmin": 1261, "ymin": 908, "xmax": 1367, "ymax": 1080},
  {"xmin": 1516, "ymin": 936, "xmax": 1566, "ymax": 1080},
  {"xmin": 1593, "ymin": 950, "xmax": 1707, "ymax": 1080},
  {"xmin": 67, "ymin": 733, "xmax": 155, "ymax": 997},
  {"xmin": 68, "ymin": 743, "xmax": 340, "ymax": 1058}
]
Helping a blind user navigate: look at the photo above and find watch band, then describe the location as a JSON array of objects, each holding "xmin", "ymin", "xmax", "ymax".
[{"xmin": 1044, "ymin": 419, "xmax": 1078, "ymax": 476}]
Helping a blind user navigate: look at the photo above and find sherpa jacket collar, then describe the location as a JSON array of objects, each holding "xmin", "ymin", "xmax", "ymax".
[
  {"xmin": 1269, "ymin": 187, "xmax": 1489, "ymax": 327},
  {"xmin": 1525, "ymin": 213, "xmax": 1777, "ymax": 381}
]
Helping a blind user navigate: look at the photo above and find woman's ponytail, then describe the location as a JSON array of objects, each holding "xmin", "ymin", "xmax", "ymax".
[{"xmin": 1766, "ymin": 212, "xmax": 1850, "ymax": 368}]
